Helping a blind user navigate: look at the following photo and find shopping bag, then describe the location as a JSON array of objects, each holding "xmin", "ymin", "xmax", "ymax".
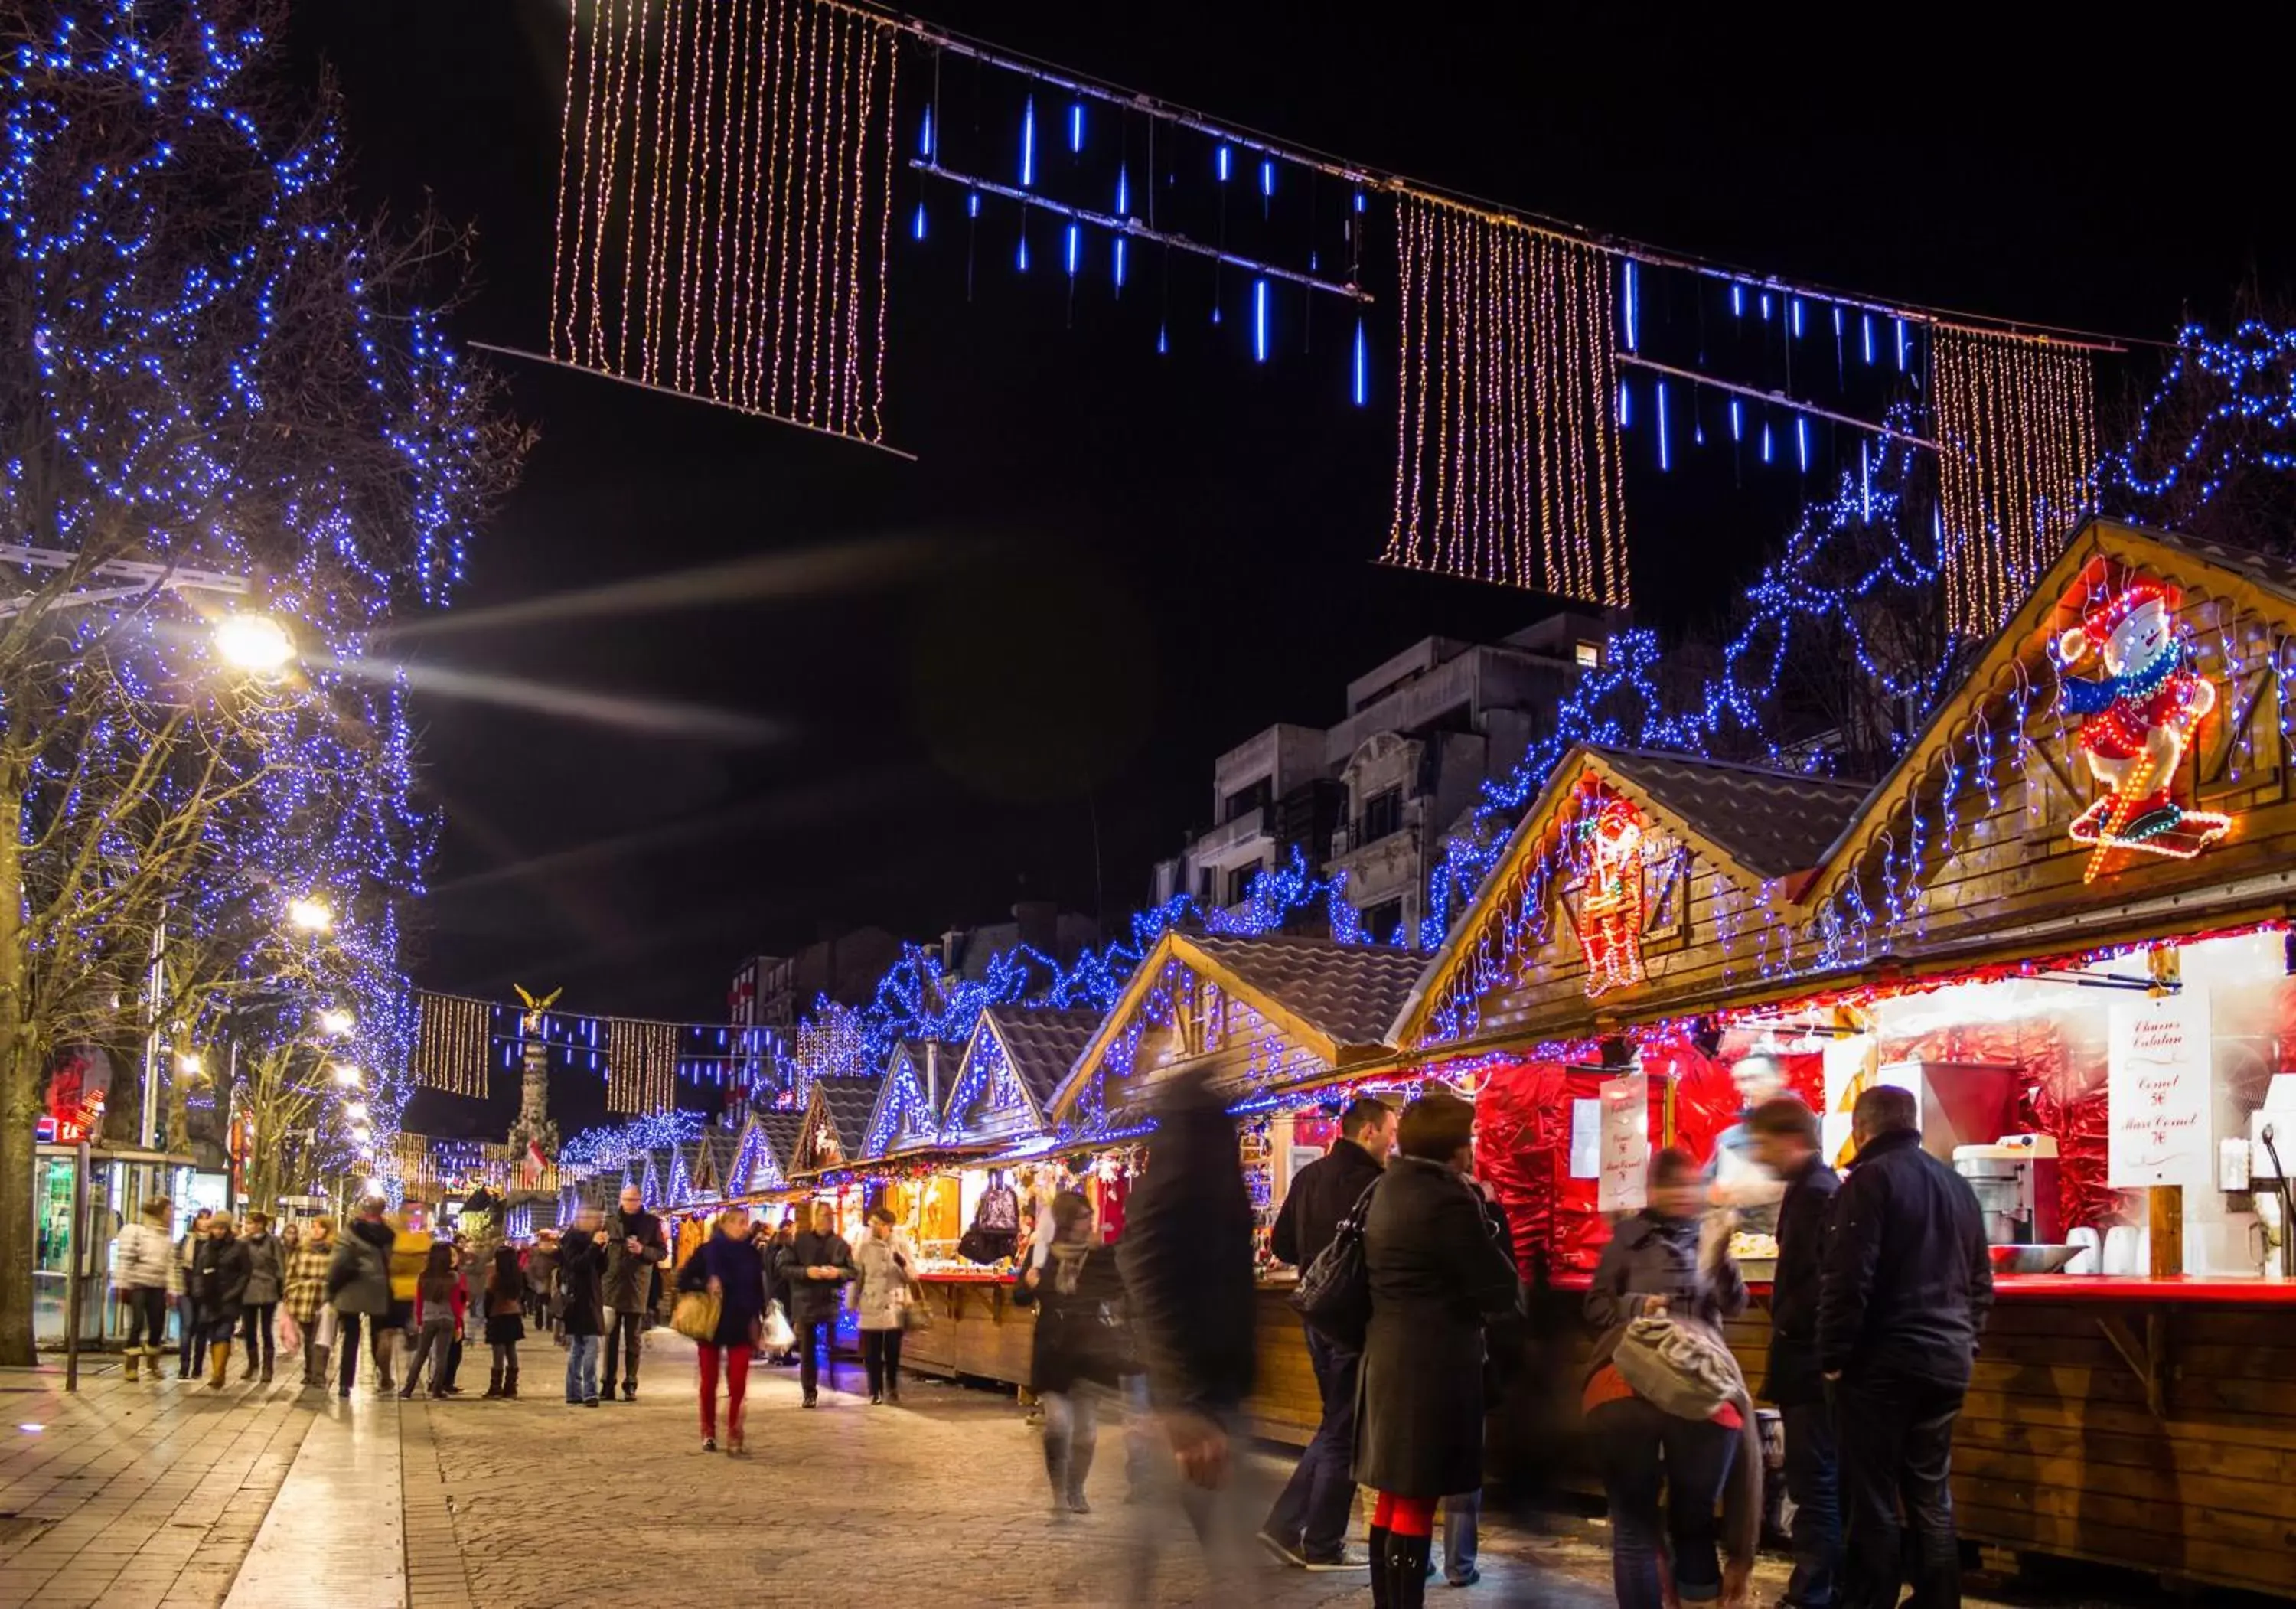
[
  {"xmin": 759, "ymin": 1299, "xmax": 794, "ymax": 1353},
  {"xmin": 897, "ymin": 1281, "xmax": 934, "ymax": 1333},
  {"xmin": 670, "ymin": 1287, "xmax": 722, "ymax": 1343}
]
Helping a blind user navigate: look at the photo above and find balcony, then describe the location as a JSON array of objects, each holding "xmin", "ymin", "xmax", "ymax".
[
  {"xmin": 1192, "ymin": 803, "xmax": 1270, "ymax": 860},
  {"xmin": 1330, "ymin": 801, "xmax": 1411, "ymax": 859}
]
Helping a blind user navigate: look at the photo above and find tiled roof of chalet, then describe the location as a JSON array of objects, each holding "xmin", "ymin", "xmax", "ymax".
[
  {"xmin": 1595, "ymin": 747, "xmax": 1870, "ymax": 880},
  {"xmin": 1186, "ymin": 932, "xmax": 1426, "ymax": 1049}
]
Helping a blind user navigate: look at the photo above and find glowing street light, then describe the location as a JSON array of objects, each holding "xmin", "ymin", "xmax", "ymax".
[
  {"xmin": 213, "ymin": 612, "xmax": 296, "ymax": 675},
  {"xmin": 344, "ymin": 1101, "xmax": 368, "ymax": 1122},
  {"xmin": 286, "ymin": 896, "xmax": 333, "ymax": 934},
  {"xmin": 331, "ymin": 1062, "xmax": 361, "ymax": 1088},
  {"xmin": 176, "ymin": 1052, "xmax": 203, "ymax": 1077},
  {"xmin": 318, "ymin": 1007, "xmax": 355, "ymax": 1036}
]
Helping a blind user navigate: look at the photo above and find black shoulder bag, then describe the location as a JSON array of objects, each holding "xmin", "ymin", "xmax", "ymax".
[{"xmin": 1290, "ymin": 1179, "xmax": 1381, "ymax": 1349}]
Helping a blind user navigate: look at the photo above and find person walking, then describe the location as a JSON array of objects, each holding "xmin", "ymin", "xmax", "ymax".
[
  {"xmin": 114, "ymin": 1197, "xmax": 175, "ymax": 1383},
  {"xmin": 784, "ymin": 1202, "xmax": 855, "ymax": 1408},
  {"xmin": 481, "ymin": 1246, "xmax": 527, "ymax": 1398},
  {"xmin": 1750, "ymin": 1097, "xmax": 1844, "ymax": 1609},
  {"xmin": 1583, "ymin": 1148, "xmax": 1752, "ymax": 1609},
  {"xmin": 1819, "ymin": 1085, "xmax": 1994, "ymax": 1609},
  {"xmin": 557, "ymin": 1208, "xmax": 607, "ymax": 1406},
  {"xmin": 327, "ymin": 1196, "xmax": 398, "ymax": 1396},
  {"xmin": 1441, "ymin": 1174, "xmax": 1518, "ymax": 1590},
  {"xmin": 762, "ymin": 1217, "xmax": 798, "ymax": 1363},
  {"xmin": 1260, "ymin": 1095, "xmax": 1395, "ymax": 1570},
  {"xmin": 849, "ymin": 1206, "xmax": 912, "ymax": 1405},
  {"xmin": 1356, "ymin": 1091, "xmax": 1522, "ymax": 1609},
  {"xmin": 522, "ymin": 1233, "xmax": 557, "ymax": 1330},
  {"xmin": 173, "ymin": 1207, "xmax": 212, "ymax": 1380},
  {"xmin": 282, "ymin": 1216, "xmax": 336, "ymax": 1388},
  {"xmin": 238, "ymin": 1211, "xmax": 284, "ymax": 1384},
  {"xmin": 1013, "ymin": 1191, "xmax": 1133, "ymax": 1514},
  {"xmin": 599, "ymin": 1185, "xmax": 668, "ymax": 1402},
  {"xmin": 188, "ymin": 1212, "xmax": 253, "ymax": 1391},
  {"xmin": 678, "ymin": 1205, "xmax": 767, "ymax": 1452},
  {"xmin": 402, "ymin": 1244, "xmax": 464, "ymax": 1399}
]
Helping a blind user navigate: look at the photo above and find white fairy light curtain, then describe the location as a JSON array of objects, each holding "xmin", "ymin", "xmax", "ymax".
[
  {"xmin": 1381, "ymin": 192, "xmax": 1629, "ymax": 605},
  {"xmin": 605, "ymin": 1017, "xmax": 680, "ymax": 1115},
  {"xmin": 412, "ymin": 992, "xmax": 494, "ymax": 1098},
  {"xmin": 1931, "ymin": 324, "xmax": 2099, "ymax": 638},
  {"xmin": 552, "ymin": 0, "xmax": 901, "ymax": 445}
]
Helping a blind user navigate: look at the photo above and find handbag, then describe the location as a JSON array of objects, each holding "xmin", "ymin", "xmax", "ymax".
[
  {"xmin": 1613, "ymin": 1313, "xmax": 1746, "ymax": 1421},
  {"xmin": 1291, "ymin": 1178, "xmax": 1380, "ymax": 1349},
  {"xmin": 759, "ymin": 1299, "xmax": 795, "ymax": 1353},
  {"xmin": 670, "ymin": 1286, "xmax": 721, "ymax": 1343},
  {"xmin": 898, "ymin": 1281, "xmax": 934, "ymax": 1333}
]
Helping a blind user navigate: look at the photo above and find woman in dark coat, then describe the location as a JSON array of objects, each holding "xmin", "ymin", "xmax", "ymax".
[
  {"xmin": 677, "ymin": 1205, "xmax": 768, "ymax": 1453},
  {"xmin": 1356, "ymin": 1091, "xmax": 1522, "ymax": 1609},
  {"xmin": 189, "ymin": 1212, "xmax": 253, "ymax": 1391},
  {"xmin": 1013, "ymin": 1191, "xmax": 1133, "ymax": 1513}
]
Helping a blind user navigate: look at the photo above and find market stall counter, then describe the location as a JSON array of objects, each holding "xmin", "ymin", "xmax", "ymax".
[{"xmin": 905, "ymin": 1268, "xmax": 1034, "ymax": 1386}]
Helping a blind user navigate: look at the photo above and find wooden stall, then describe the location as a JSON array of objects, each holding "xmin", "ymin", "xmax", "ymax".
[{"xmin": 1375, "ymin": 520, "xmax": 2296, "ymax": 1598}]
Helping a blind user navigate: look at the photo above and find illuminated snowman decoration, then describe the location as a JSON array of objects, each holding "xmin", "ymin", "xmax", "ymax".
[{"xmin": 2056, "ymin": 577, "xmax": 2231, "ymax": 880}]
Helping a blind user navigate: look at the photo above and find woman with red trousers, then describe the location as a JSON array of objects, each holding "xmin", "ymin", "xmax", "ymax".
[{"xmin": 678, "ymin": 1204, "xmax": 767, "ymax": 1454}]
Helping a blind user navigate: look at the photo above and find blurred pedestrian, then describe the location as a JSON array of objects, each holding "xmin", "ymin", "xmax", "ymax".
[
  {"xmin": 1584, "ymin": 1148, "xmax": 1750, "ymax": 1609},
  {"xmin": 1820, "ymin": 1085, "xmax": 1993, "ymax": 1609},
  {"xmin": 522, "ymin": 1232, "xmax": 558, "ymax": 1329},
  {"xmin": 1260, "ymin": 1095, "xmax": 1395, "ymax": 1570},
  {"xmin": 403, "ymin": 1243, "xmax": 464, "ymax": 1399},
  {"xmin": 1442, "ymin": 1173, "xmax": 1520, "ymax": 1590},
  {"xmin": 1750, "ymin": 1097, "xmax": 1843, "ymax": 1609},
  {"xmin": 785, "ymin": 1203, "xmax": 855, "ymax": 1407},
  {"xmin": 1118, "ymin": 1066, "xmax": 1257, "ymax": 1601},
  {"xmin": 762, "ymin": 1216, "xmax": 798, "ymax": 1362},
  {"xmin": 238, "ymin": 1210, "xmax": 283, "ymax": 1384},
  {"xmin": 173, "ymin": 1207, "xmax": 212, "ymax": 1380},
  {"xmin": 189, "ymin": 1212, "xmax": 252, "ymax": 1391},
  {"xmin": 482, "ymin": 1245, "xmax": 527, "ymax": 1398},
  {"xmin": 114, "ymin": 1196, "xmax": 174, "ymax": 1384},
  {"xmin": 557, "ymin": 1207, "xmax": 607, "ymax": 1405},
  {"xmin": 601, "ymin": 1184, "xmax": 668, "ymax": 1402},
  {"xmin": 283, "ymin": 1216, "xmax": 336, "ymax": 1388},
  {"xmin": 327, "ymin": 1196, "xmax": 398, "ymax": 1396},
  {"xmin": 1014, "ymin": 1190, "xmax": 1132, "ymax": 1515},
  {"xmin": 1356, "ymin": 1091, "xmax": 1521, "ymax": 1609},
  {"xmin": 679, "ymin": 1205, "xmax": 766, "ymax": 1452},
  {"xmin": 850, "ymin": 1206, "xmax": 912, "ymax": 1405}
]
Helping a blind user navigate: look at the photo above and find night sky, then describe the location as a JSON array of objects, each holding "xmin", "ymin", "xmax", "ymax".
[{"xmin": 291, "ymin": 2, "xmax": 2291, "ymax": 1044}]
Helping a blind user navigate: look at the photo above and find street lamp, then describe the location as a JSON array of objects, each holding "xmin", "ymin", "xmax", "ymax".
[
  {"xmin": 213, "ymin": 611, "xmax": 296, "ymax": 675},
  {"xmin": 286, "ymin": 896, "xmax": 333, "ymax": 935},
  {"xmin": 318, "ymin": 1007, "xmax": 355, "ymax": 1036},
  {"xmin": 344, "ymin": 1101, "xmax": 368, "ymax": 1122},
  {"xmin": 176, "ymin": 1052, "xmax": 202, "ymax": 1077},
  {"xmin": 331, "ymin": 1062, "xmax": 361, "ymax": 1088}
]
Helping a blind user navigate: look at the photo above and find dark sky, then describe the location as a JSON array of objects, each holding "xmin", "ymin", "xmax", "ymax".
[{"xmin": 292, "ymin": 2, "xmax": 2291, "ymax": 1034}]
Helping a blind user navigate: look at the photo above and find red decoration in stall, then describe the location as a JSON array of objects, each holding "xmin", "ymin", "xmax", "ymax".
[
  {"xmin": 1575, "ymin": 783, "xmax": 1648, "ymax": 998},
  {"xmin": 2056, "ymin": 572, "xmax": 2231, "ymax": 881}
]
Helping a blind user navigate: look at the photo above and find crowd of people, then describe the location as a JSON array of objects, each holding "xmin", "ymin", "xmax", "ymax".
[{"xmin": 100, "ymin": 1069, "xmax": 1991, "ymax": 1609}]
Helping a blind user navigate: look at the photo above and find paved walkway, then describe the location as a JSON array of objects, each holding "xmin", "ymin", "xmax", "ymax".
[{"xmin": 0, "ymin": 1335, "xmax": 2153, "ymax": 1608}]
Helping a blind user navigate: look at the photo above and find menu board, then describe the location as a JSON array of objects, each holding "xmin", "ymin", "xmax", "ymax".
[
  {"xmin": 2108, "ymin": 990, "xmax": 2213, "ymax": 1190},
  {"xmin": 1597, "ymin": 1072, "xmax": 1651, "ymax": 1213}
]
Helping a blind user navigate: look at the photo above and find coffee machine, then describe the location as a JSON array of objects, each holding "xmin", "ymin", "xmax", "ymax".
[{"xmin": 1952, "ymin": 1134, "xmax": 2063, "ymax": 1247}]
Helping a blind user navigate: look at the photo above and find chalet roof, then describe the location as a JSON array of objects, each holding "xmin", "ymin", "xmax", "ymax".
[
  {"xmin": 813, "ymin": 1075, "xmax": 882, "ymax": 1147},
  {"xmin": 896, "ymin": 1038, "xmax": 965, "ymax": 1120},
  {"xmin": 983, "ymin": 1007, "xmax": 1103, "ymax": 1114},
  {"xmin": 754, "ymin": 1110, "xmax": 807, "ymax": 1168},
  {"xmin": 1185, "ymin": 932, "xmax": 1427, "ymax": 1048},
  {"xmin": 1593, "ymin": 747, "xmax": 1869, "ymax": 880}
]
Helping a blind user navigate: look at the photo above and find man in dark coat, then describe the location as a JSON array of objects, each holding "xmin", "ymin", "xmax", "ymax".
[
  {"xmin": 1118, "ymin": 1065, "xmax": 1257, "ymax": 1592},
  {"xmin": 1751, "ymin": 1096, "xmax": 1844, "ymax": 1609},
  {"xmin": 784, "ymin": 1203, "xmax": 856, "ymax": 1407},
  {"xmin": 1818, "ymin": 1085, "xmax": 1994, "ymax": 1609},
  {"xmin": 1355, "ymin": 1090, "xmax": 1521, "ymax": 1609},
  {"xmin": 556, "ymin": 1210, "xmax": 607, "ymax": 1405},
  {"xmin": 599, "ymin": 1184, "xmax": 667, "ymax": 1402},
  {"xmin": 1260, "ymin": 1095, "xmax": 1395, "ymax": 1570}
]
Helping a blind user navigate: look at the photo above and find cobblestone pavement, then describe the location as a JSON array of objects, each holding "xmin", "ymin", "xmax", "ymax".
[{"xmin": 5, "ymin": 1335, "xmax": 2125, "ymax": 1609}]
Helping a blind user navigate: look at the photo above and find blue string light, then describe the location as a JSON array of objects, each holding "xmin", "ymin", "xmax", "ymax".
[
  {"xmin": 1862, "ymin": 313, "xmax": 1875, "ymax": 364},
  {"xmin": 1259, "ymin": 157, "xmax": 1274, "ymax": 199},
  {"xmin": 918, "ymin": 105, "xmax": 934, "ymax": 159},
  {"xmin": 1254, "ymin": 279, "xmax": 1268, "ymax": 362},
  {"xmin": 911, "ymin": 200, "xmax": 926, "ymax": 240},
  {"xmin": 1065, "ymin": 220, "xmax": 1080, "ymax": 278},
  {"xmin": 1216, "ymin": 144, "xmax": 1232, "ymax": 182},
  {"xmin": 1623, "ymin": 259, "xmax": 1639, "ymax": 351},
  {"xmin": 1352, "ymin": 317, "xmax": 1368, "ymax": 406},
  {"xmin": 1020, "ymin": 95, "xmax": 1035, "ymax": 187},
  {"xmin": 1730, "ymin": 397, "xmax": 1743, "ymax": 442},
  {"xmin": 1655, "ymin": 380, "xmax": 1670, "ymax": 470},
  {"xmin": 1791, "ymin": 298, "xmax": 1804, "ymax": 338},
  {"xmin": 1796, "ymin": 415, "xmax": 1809, "ymax": 473},
  {"xmin": 1113, "ymin": 235, "xmax": 1126, "ymax": 290},
  {"xmin": 1068, "ymin": 101, "xmax": 1084, "ymax": 154}
]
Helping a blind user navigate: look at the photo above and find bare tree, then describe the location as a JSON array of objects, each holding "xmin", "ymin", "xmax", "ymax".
[{"xmin": 0, "ymin": 0, "xmax": 525, "ymax": 1363}]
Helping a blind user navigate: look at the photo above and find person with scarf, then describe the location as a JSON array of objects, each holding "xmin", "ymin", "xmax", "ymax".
[
  {"xmin": 848, "ymin": 1206, "xmax": 913, "ymax": 1405},
  {"xmin": 1014, "ymin": 1190, "xmax": 1133, "ymax": 1515}
]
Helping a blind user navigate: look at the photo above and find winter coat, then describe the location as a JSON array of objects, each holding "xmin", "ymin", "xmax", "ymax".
[
  {"xmin": 1818, "ymin": 1127, "xmax": 1994, "ymax": 1387},
  {"xmin": 1270, "ymin": 1136, "xmax": 1385, "ymax": 1272},
  {"xmin": 674, "ymin": 1227, "xmax": 768, "ymax": 1347},
  {"xmin": 114, "ymin": 1222, "xmax": 174, "ymax": 1291},
  {"xmin": 556, "ymin": 1229, "xmax": 606, "ymax": 1337},
  {"xmin": 599, "ymin": 1209, "xmax": 668, "ymax": 1312},
  {"xmin": 847, "ymin": 1234, "xmax": 912, "ymax": 1331},
  {"xmin": 1013, "ymin": 1241, "xmax": 1135, "ymax": 1395},
  {"xmin": 1118, "ymin": 1066, "xmax": 1257, "ymax": 1418},
  {"xmin": 189, "ymin": 1237, "xmax": 253, "ymax": 1326},
  {"xmin": 1584, "ymin": 1210, "xmax": 1749, "ymax": 1379},
  {"xmin": 326, "ymin": 1219, "xmax": 395, "ymax": 1317},
  {"xmin": 240, "ymin": 1232, "xmax": 284, "ymax": 1307},
  {"xmin": 1763, "ymin": 1154, "xmax": 1842, "ymax": 1405},
  {"xmin": 1354, "ymin": 1156, "xmax": 1523, "ymax": 1498},
  {"xmin": 783, "ymin": 1229, "xmax": 856, "ymax": 1327},
  {"xmin": 283, "ymin": 1236, "xmax": 334, "ymax": 1326}
]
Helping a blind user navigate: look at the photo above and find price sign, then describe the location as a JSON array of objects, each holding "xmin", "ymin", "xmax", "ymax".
[{"xmin": 2108, "ymin": 991, "xmax": 2213, "ymax": 1190}]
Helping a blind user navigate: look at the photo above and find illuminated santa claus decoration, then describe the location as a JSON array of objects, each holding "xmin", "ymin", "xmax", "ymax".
[
  {"xmin": 2056, "ymin": 573, "xmax": 2232, "ymax": 882},
  {"xmin": 1574, "ymin": 779, "xmax": 1649, "ymax": 997}
]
